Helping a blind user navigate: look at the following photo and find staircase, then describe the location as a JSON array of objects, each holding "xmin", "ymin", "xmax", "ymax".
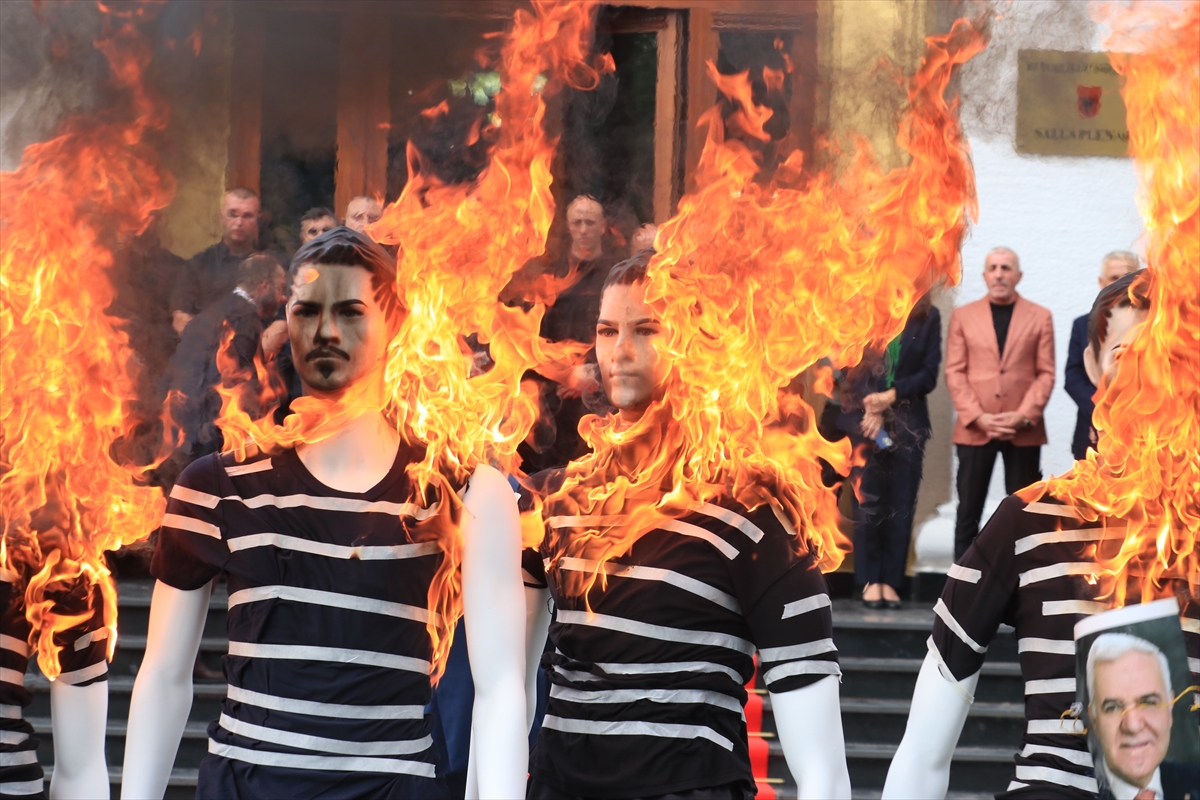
[
  {"xmin": 24, "ymin": 583, "xmax": 1024, "ymax": 799},
  {"xmin": 755, "ymin": 599, "xmax": 1023, "ymax": 799}
]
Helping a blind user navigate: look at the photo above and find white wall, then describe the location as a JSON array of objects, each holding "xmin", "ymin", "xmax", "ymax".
[
  {"xmin": 913, "ymin": 1, "xmax": 1146, "ymax": 568},
  {"xmin": 958, "ymin": 138, "xmax": 1144, "ymax": 489}
]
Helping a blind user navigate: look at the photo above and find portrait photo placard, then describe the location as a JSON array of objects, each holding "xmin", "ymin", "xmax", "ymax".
[{"xmin": 1075, "ymin": 598, "xmax": 1200, "ymax": 800}]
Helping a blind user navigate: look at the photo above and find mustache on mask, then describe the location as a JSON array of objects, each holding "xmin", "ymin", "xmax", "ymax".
[{"xmin": 306, "ymin": 346, "xmax": 350, "ymax": 362}]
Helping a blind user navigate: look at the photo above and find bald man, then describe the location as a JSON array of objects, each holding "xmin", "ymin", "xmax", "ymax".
[
  {"xmin": 501, "ymin": 194, "xmax": 620, "ymax": 473},
  {"xmin": 171, "ymin": 188, "xmax": 265, "ymax": 334},
  {"xmin": 945, "ymin": 246, "xmax": 1055, "ymax": 558}
]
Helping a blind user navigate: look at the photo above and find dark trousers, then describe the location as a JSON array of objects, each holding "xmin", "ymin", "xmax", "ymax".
[
  {"xmin": 852, "ymin": 439, "xmax": 927, "ymax": 591},
  {"xmin": 954, "ymin": 441, "xmax": 1042, "ymax": 558}
]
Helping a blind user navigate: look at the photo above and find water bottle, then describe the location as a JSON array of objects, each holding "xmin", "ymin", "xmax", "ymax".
[{"xmin": 874, "ymin": 428, "xmax": 894, "ymax": 451}]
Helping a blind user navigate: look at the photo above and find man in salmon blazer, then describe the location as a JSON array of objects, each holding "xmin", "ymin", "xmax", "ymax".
[{"xmin": 946, "ymin": 246, "xmax": 1055, "ymax": 558}]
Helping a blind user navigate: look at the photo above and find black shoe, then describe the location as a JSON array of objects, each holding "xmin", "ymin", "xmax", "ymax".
[
  {"xmin": 863, "ymin": 598, "xmax": 885, "ymax": 610},
  {"xmin": 884, "ymin": 599, "xmax": 902, "ymax": 610}
]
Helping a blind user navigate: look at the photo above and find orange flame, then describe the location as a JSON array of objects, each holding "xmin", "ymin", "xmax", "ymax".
[
  {"xmin": 0, "ymin": 11, "xmax": 172, "ymax": 678},
  {"xmin": 1028, "ymin": 1, "xmax": 1199, "ymax": 607},
  {"xmin": 214, "ymin": 0, "xmax": 608, "ymax": 679},
  {"xmin": 541, "ymin": 18, "xmax": 987, "ymax": 598}
]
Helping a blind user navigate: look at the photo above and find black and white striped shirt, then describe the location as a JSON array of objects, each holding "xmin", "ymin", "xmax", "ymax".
[
  {"xmin": 528, "ymin": 492, "xmax": 838, "ymax": 797},
  {"xmin": 151, "ymin": 446, "xmax": 451, "ymax": 797},
  {"xmin": 932, "ymin": 495, "xmax": 1200, "ymax": 799},
  {"xmin": 1, "ymin": 570, "xmax": 109, "ymax": 799}
]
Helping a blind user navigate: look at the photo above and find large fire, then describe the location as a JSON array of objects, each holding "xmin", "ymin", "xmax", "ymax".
[
  {"xmin": 213, "ymin": 0, "xmax": 607, "ymax": 678},
  {"xmin": 540, "ymin": 18, "xmax": 987, "ymax": 597},
  {"xmin": 1030, "ymin": 0, "xmax": 1199, "ymax": 608},
  {"xmin": 0, "ymin": 9, "xmax": 171, "ymax": 678}
]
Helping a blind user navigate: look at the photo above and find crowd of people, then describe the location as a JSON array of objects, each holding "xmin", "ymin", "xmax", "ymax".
[{"xmin": 6, "ymin": 181, "xmax": 1192, "ymax": 800}]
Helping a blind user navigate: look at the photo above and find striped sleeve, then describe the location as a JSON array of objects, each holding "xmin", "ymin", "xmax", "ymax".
[
  {"xmin": 48, "ymin": 581, "xmax": 110, "ymax": 687},
  {"xmin": 931, "ymin": 495, "xmax": 1023, "ymax": 680},
  {"xmin": 151, "ymin": 455, "xmax": 231, "ymax": 590},
  {"xmin": 727, "ymin": 505, "xmax": 839, "ymax": 693}
]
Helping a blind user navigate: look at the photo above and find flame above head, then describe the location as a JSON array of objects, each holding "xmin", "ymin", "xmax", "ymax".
[
  {"xmin": 543, "ymin": 18, "xmax": 987, "ymax": 597},
  {"xmin": 0, "ymin": 11, "xmax": 172, "ymax": 678},
  {"xmin": 1032, "ymin": 1, "xmax": 1199, "ymax": 608},
  {"xmin": 214, "ymin": 0, "xmax": 609, "ymax": 679}
]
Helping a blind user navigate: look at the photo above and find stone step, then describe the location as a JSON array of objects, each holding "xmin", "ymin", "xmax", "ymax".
[
  {"xmin": 42, "ymin": 766, "xmax": 198, "ymax": 800},
  {"xmin": 766, "ymin": 741, "xmax": 1018, "ymax": 795},
  {"xmin": 29, "ymin": 715, "xmax": 210, "ymax": 769},
  {"xmin": 25, "ymin": 675, "xmax": 227, "ymax": 726},
  {"xmin": 837, "ymin": 656, "xmax": 1023, "ymax": 703},
  {"xmin": 756, "ymin": 693, "xmax": 1025, "ymax": 750}
]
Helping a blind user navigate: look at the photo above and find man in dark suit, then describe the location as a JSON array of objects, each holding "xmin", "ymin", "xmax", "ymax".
[
  {"xmin": 1065, "ymin": 251, "xmax": 1140, "ymax": 460},
  {"xmin": 163, "ymin": 254, "xmax": 287, "ymax": 466},
  {"xmin": 837, "ymin": 292, "xmax": 943, "ymax": 608}
]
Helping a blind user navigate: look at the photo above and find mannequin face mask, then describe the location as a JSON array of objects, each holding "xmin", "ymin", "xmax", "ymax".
[
  {"xmin": 595, "ymin": 281, "xmax": 669, "ymax": 424},
  {"xmin": 1085, "ymin": 304, "xmax": 1149, "ymax": 387},
  {"xmin": 288, "ymin": 263, "xmax": 391, "ymax": 397}
]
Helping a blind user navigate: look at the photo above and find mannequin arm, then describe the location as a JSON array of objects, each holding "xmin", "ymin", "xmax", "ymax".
[
  {"xmin": 771, "ymin": 675, "xmax": 851, "ymax": 799},
  {"xmin": 121, "ymin": 580, "xmax": 211, "ymax": 800},
  {"xmin": 462, "ymin": 465, "xmax": 528, "ymax": 800},
  {"xmin": 524, "ymin": 586, "xmax": 551, "ymax": 732},
  {"xmin": 882, "ymin": 649, "xmax": 980, "ymax": 799},
  {"xmin": 49, "ymin": 680, "xmax": 109, "ymax": 799}
]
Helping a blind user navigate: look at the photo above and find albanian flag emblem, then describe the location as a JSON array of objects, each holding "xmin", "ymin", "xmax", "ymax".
[{"xmin": 1077, "ymin": 85, "xmax": 1102, "ymax": 118}]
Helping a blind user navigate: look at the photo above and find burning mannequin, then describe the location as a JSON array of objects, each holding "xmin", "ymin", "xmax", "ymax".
[
  {"xmin": 0, "ymin": 574, "xmax": 112, "ymax": 799},
  {"xmin": 523, "ymin": 255, "xmax": 851, "ymax": 799},
  {"xmin": 122, "ymin": 228, "xmax": 528, "ymax": 799},
  {"xmin": 883, "ymin": 271, "xmax": 1200, "ymax": 799}
]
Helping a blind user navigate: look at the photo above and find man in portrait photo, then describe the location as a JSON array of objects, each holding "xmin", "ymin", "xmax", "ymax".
[{"xmin": 1087, "ymin": 632, "xmax": 1200, "ymax": 800}]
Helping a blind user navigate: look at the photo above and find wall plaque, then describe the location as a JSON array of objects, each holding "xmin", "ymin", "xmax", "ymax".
[{"xmin": 1016, "ymin": 50, "xmax": 1129, "ymax": 157}]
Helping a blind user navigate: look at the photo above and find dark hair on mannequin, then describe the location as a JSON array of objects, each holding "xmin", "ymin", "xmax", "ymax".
[
  {"xmin": 234, "ymin": 254, "xmax": 282, "ymax": 289},
  {"xmin": 290, "ymin": 226, "xmax": 403, "ymax": 322},
  {"xmin": 1088, "ymin": 268, "xmax": 1151, "ymax": 354},
  {"xmin": 602, "ymin": 248, "xmax": 654, "ymax": 292}
]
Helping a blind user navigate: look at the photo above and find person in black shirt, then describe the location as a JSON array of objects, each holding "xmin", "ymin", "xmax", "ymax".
[
  {"xmin": 160, "ymin": 254, "xmax": 287, "ymax": 475},
  {"xmin": 502, "ymin": 195, "xmax": 622, "ymax": 473},
  {"xmin": 836, "ymin": 292, "xmax": 942, "ymax": 609},
  {"xmin": 945, "ymin": 246, "xmax": 1056, "ymax": 558},
  {"xmin": 170, "ymin": 188, "xmax": 265, "ymax": 334},
  {"xmin": 525, "ymin": 254, "xmax": 850, "ymax": 799}
]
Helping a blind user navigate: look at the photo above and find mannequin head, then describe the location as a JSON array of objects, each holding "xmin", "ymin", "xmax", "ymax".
[
  {"xmin": 287, "ymin": 227, "xmax": 402, "ymax": 398},
  {"xmin": 596, "ymin": 253, "xmax": 669, "ymax": 426},
  {"xmin": 1085, "ymin": 269, "xmax": 1151, "ymax": 386}
]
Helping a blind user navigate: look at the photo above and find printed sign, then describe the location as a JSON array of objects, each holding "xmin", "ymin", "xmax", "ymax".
[
  {"xmin": 1016, "ymin": 50, "xmax": 1129, "ymax": 157},
  {"xmin": 1074, "ymin": 598, "xmax": 1200, "ymax": 800}
]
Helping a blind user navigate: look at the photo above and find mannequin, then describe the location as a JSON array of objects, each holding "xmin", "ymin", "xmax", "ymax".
[
  {"xmin": 122, "ymin": 228, "xmax": 526, "ymax": 799},
  {"xmin": 523, "ymin": 255, "xmax": 851, "ymax": 799},
  {"xmin": 883, "ymin": 271, "xmax": 1200, "ymax": 798},
  {"xmin": 1, "ymin": 569, "xmax": 113, "ymax": 800}
]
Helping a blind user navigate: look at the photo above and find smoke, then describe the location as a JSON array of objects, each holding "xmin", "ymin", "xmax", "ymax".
[
  {"xmin": 958, "ymin": 0, "xmax": 1095, "ymax": 141},
  {"xmin": 0, "ymin": 2, "xmax": 107, "ymax": 170}
]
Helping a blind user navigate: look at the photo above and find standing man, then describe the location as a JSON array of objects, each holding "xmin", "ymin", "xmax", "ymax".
[
  {"xmin": 162, "ymin": 255, "xmax": 287, "ymax": 468},
  {"xmin": 945, "ymin": 246, "xmax": 1054, "ymax": 559},
  {"xmin": 344, "ymin": 195, "xmax": 383, "ymax": 235},
  {"xmin": 501, "ymin": 194, "xmax": 619, "ymax": 472},
  {"xmin": 170, "ymin": 188, "xmax": 263, "ymax": 335},
  {"xmin": 1064, "ymin": 250, "xmax": 1139, "ymax": 461},
  {"xmin": 298, "ymin": 207, "xmax": 337, "ymax": 245}
]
